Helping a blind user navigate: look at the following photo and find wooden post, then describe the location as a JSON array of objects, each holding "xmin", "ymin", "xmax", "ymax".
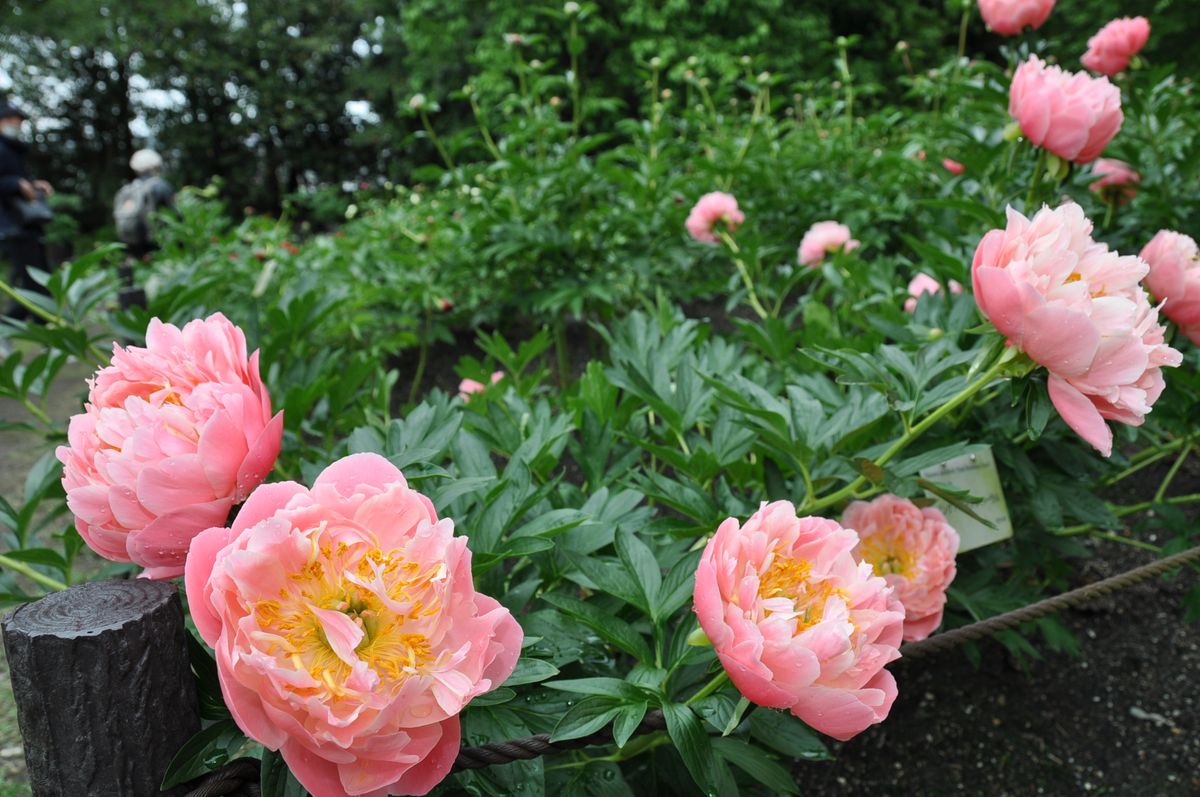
[{"xmin": 2, "ymin": 579, "xmax": 201, "ymax": 796}]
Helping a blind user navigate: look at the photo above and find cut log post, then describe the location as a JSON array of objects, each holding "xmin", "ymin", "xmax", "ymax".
[{"xmin": 2, "ymin": 578, "xmax": 201, "ymax": 797}]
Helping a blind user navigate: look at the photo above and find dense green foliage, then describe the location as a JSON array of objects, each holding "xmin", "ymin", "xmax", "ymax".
[{"xmin": 3, "ymin": 0, "xmax": 1198, "ymax": 227}]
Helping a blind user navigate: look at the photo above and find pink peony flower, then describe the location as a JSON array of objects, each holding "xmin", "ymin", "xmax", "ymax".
[
  {"xmin": 842, "ymin": 496, "xmax": 959, "ymax": 641},
  {"xmin": 972, "ymin": 203, "xmax": 1181, "ymax": 456},
  {"xmin": 904, "ymin": 273, "xmax": 963, "ymax": 313},
  {"xmin": 978, "ymin": 0, "xmax": 1055, "ymax": 36},
  {"xmin": 1089, "ymin": 158, "xmax": 1140, "ymax": 204},
  {"xmin": 1009, "ymin": 56, "xmax": 1123, "ymax": 165},
  {"xmin": 798, "ymin": 221, "xmax": 861, "ymax": 267},
  {"xmin": 942, "ymin": 158, "xmax": 966, "ymax": 176},
  {"xmin": 57, "ymin": 313, "xmax": 283, "ymax": 579},
  {"xmin": 685, "ymin": 192, "xmax": 744, "ymax": 244},
  {"xmin": 1141, "ymin": 230, "xmax": 1200, "ymax": 346},
  {"xmin": 458, "ymin": 371, "xmax": 504, "ymax": 401},
  {"xmin": 1082, "ymin": 17, "xmax": 1151, "ymax": 77},
  {"xmin": 184, "ymin": 453, "xmax": 522, "ymax": 797},
  {"xmin": 693, "ymin": 501, "xmax": 905, "ymax": 741}
]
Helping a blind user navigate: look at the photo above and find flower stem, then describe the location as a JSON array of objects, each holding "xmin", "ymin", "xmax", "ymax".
[
  {"xmin": 1154, "ymin": 442, "xmax": 1192, "ymax": 504},
  {"xmin": 685, "ymin": 671, "xmax": 730, "ymax": 706},
  {"xmin": 956, "ymin": 4, "xmax": 971, "ymax": 67},
  {"xmin": 1025, "ymin": 147, "xmax": 1048, "ymax": 211},
  {"xmin": 1055, "ymin": 492, "xmax": 1200, "ymax": 537},
  {"xmin": 419, "ymin": 109, "xmax": 455, "ymax": 171},
  {"xmin": 802, "ymin": 349, "xmax": 1017, "ymax": 514},
  {"xmin": 717, "ymin": 231, "xmax": 769, "ymax": 320},
  {"xmin": 0, "ymin": 553, "xmax": 68, "ymax": 592}
]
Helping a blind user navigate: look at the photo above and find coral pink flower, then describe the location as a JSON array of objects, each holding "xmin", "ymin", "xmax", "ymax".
[
  {"xmin": 1082, "ymin": 17, "xmax": 1151, "ymax": 77},
  {"xmin": 685, "ymin": 192, "xmax": 744, "ymax": 244},
  {"xmin": 458, "ymin": 371, "xmax": 503, "ymax": 401},
  {"xmin": 1009, "ymin": 56, "xmax": 1123, "ymax": 165},
  {"xmin": 842, "ymin": 496, "xmax": 959, "ymax": 641},
  {"xmin": 904, "ymin": 273, "xmax": 963, "ymax": 313},
  {"xmin": 185, "ymin": 453, "xmax": 522, "ymax": 797},
  {"xmin": 693, "ymin": 501, "xmax": 905, "ymax": 741},
  {"xmin": 978, "ymin": 0, "xmax": 1055, "ymax": 36},
  {"xmin": 798, "ymin": 221, "xmax": 860, "ymax": 267},
  {"xmin": 972, "ymin": 203, "xmax": 1181, "ymax": 456},
  {"xmin": 1141, "ymin": 230, "xmax": 1200, "ymax": 346},
  {"xmin": 942, "ymin": 158, "xmax": 966, "ymax": 176},
  {"xmin": 57, "ymin": 314, "xmax": 283, "ymax": 579},
  {"xmin": 1089, "ymin": 158, "xmax": 1140, "ymax": 204}
]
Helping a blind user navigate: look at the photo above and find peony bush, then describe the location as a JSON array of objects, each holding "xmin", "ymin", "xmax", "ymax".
[{"xmin": 2, "ymin": 5, "xmax": 1199, "ymax": 797}]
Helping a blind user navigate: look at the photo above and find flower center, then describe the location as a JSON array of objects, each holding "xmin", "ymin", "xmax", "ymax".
[
  {"xmin": 758, "ymin": 552, "xmax": 847, "ymax": 632},
  {"xmin": 253, "ymin": 538, "xmax": 440, "ymax": 694},
  {"xmin": 858, "ymin": 534, "xmax": 916, "ymax": 579}
]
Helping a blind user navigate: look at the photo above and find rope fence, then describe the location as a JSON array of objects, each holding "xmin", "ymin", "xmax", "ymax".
[{"xmin": 182, "ymin": 543, "xmax": 1200, "ymax": 795}]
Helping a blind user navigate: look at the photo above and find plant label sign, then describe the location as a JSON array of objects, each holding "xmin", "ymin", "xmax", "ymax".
[{"xmin": 919, "ymin": 446, "xmax": 1013, "ymax": 553}]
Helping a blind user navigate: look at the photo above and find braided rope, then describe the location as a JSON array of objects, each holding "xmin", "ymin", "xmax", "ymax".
[{"xmin": 181, "ymin": 544, "xmax": 1200, "ymax": 792}]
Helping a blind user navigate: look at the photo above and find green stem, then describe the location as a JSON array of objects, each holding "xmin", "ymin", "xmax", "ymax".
[
  {"xmin": 569, "ymin": 18, "xmax": 582, "ymax": 135},
  {"xmin": 1025, "ymin": 147, "xmax": 1048, "ymax": 211},
  {"xmin": 802, "ymin": 350, "xmax": 1017, "ymax": 514},
  {"xmin": 419, "ymin": 109, "xmax": 455, "ymax": 171},
  {"xmin": 469, "ymin": 96, "xmax": 503, "ymax": 161},
  {"xmin": 1103, "ymin": 197, "xmax": 1116, "ymax": 230},
  {"xmin": 1154, "ymin": 442, "xmax": 1191, "ymax": 504},
  {"xmin": 0, "ymin": 278, "xmax": 57, "ymax": 325},
  {"xmin": 717, "ymin": 231, "xmax": 769, "ymax": 320},
  {"xmin": 1086, "ymin": 531, "xmax": 1161, "ymax": 553},
  {"xmin": 956, "ymin": 4, "xmax": 970, "ymax": 67},
  {"xmin": 1056, "ymin": 492, "xmax": 1200, "ymax": 536},
  {"xmin": 20, "ymin": 397, "xmax": 53, "ymax": 428},
  {"xmin": 685, "ymin": 671, "xmax": 730, "ymax": 706},
  {"xmin": 408, "ymin": 307, "xmax": 431, "ymax": 405},
  {"xmin": 0, "ymin": 553, "xmax": 68, "ymax": 592}
]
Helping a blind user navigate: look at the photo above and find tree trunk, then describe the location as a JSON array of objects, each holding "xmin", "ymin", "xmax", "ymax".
[{"xmin": 1, "ymin": 579, "xmax": 201, "ymax": 797}]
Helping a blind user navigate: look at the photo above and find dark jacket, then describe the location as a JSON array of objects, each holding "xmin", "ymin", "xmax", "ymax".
[{"xmin": 0, "ymin": 136, "xmax": 32, "ymax": 240}]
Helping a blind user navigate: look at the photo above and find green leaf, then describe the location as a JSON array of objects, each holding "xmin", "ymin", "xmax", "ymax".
[
  {"xmin": 615, "ymin": 530, "xmax": 662, "ymax": 617},
  {"xmin": 748, "ymin": 709, "xmax": 832, "ymax": 760},
  {"xmin": 503, "ymin": 657, "xmax": 560, "ymax": 687},
  {"xmin": 160, "ymin": 719, "xmax": 243, "ymax": 790},
  {"xmin": 612, "ymin": 702, "xmax": 648, "ymax": 748},
  {"xmin": 541, "ymin": 593, "xmax": 653, "ymax": 662},
  {"xmin": 549, "ymin": 696, "xmax": 623, "ymax": 742},
  {"xmin": 713, "ymin": 736, "xmax": 800, "ymax": 794},
  {"xmin": 260, "ymin": 748, "xmax": 307, "ymax": 797},
  {"xmin": 186, "ymin": 631, "xmax": 230, "ymax": 721},
  {"xmin": 543, "ymin": 677, "xmax": 650, "ymax": 700},
  {"xmin": 661, "ymin": 703, "xmax": 716, "ymax": 793}
]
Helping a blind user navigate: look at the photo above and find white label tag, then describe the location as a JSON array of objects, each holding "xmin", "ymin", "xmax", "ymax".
[{"xmin": 919, "ymin": 446, "xmax": 1013, "ymax": 553}]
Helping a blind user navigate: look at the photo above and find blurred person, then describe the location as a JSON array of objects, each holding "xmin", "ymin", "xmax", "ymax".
[
  {"xmin": 113, "ymin": 148, "xmax": 175, "ymax": 307},
  {"xmin": 0, "ymin": 102, "xmax": 54, "ymax": 320}
]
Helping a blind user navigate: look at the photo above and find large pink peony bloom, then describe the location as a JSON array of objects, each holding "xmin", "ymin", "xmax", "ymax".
[
  {"xmin": 978, "ymin": 0, "xmax": 1055, "ymax": 36},
  {"xmin": 1089, "ymin": 158, "xmax": 1140, "ymax": 204},
  {"xmin": 1009, "ymin": 56, "xmax": 1123, "ymax": 165},
  {"xmin": 685, "ymin": 191, "xmax": 744, "ymax": 244},
  {"xmin": 972, "ymin": 203, "xmax": 1181, "ymax": 456},
  {"xmin": 56, "ymin": 313, "xmax": 282, "ymax": 579},
  {"xmin": 1082, "ymin": 17, "xmax": 1151, "ymax": 77},
  {"xmin": 798, "ymin": 221, "xmax": 860, "ymax": 267},
  {"xmin": 904, "ymin": 273, "xmax": 964, "ymax": 313},
  {"xmin": 185, "ymin": 453, "xmax": 522, "ymax": 797},
  {"xmin": 693, "ymin": 501, "xmax": 905, "ymax": 741},
  {"xmin": 842, "ymin": 496, "xmax": 959, "ymax": 642},
  {"xmin": 1141, "ymin": 230, "xmax": 1200, "ymax": 346}
]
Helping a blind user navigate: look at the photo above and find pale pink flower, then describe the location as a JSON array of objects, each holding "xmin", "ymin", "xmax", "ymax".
[
  {"xmin": 1089, "ymin": 158, "xmax": 1140, "ymax": 204},
  {"xmin": 904, "ymin": 273, "xmax": 963, "ymax": 313},
  {"xmin": 693, "ymin": 501, "xmax": 905, "ymax": 741},
  {"xmin": 1082, "ymin": 17, "xmax": 1151, "ymax": 77},
  {"xmin": 57, "ymin": 314, "xmax": 283, "ymax": 578},
  {"xmin": 978, "ymin": 0, "xmax": 1055, "ymax": 36},
  {"xmin": 1141, "ymin": 230, "xmax": 1200, "ymax": 346},
  {"xmin": 185, "ymin": 453, "xmax": 522, "ymax": 797},
  {"xmin": 842, "ymin": 496, "xmax": 959, "ymax": 641},
  {"xmin": 685, "ymin": 192, "xmax": 744, "ymax": 244},
  {"xmin": 458, "ymin": 371, "xmax": 504, "ymax": 401},
  {"xmin": 1009, "ymin": 56, "xmax": 1123, "ymax": 165},
  {"xmin": 972, "ymin": 203, "xmax": 1181, "ymax": 456},
  {"xmin": 942, "ymin": 158, "xmax": 966, "ymax": 176},
  {"xmin": 798, "ymin": 221, "xmax": 860, "ymax": 267}
]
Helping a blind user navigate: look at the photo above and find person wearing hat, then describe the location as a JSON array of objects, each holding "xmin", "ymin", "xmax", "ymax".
[
  {"xmin": 0, "ymin": 102, "xmax": 55, "ymax": 319},
  {"xmin": 112, "ymin": 148, "xmax": 175, "ymax": 307}
]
